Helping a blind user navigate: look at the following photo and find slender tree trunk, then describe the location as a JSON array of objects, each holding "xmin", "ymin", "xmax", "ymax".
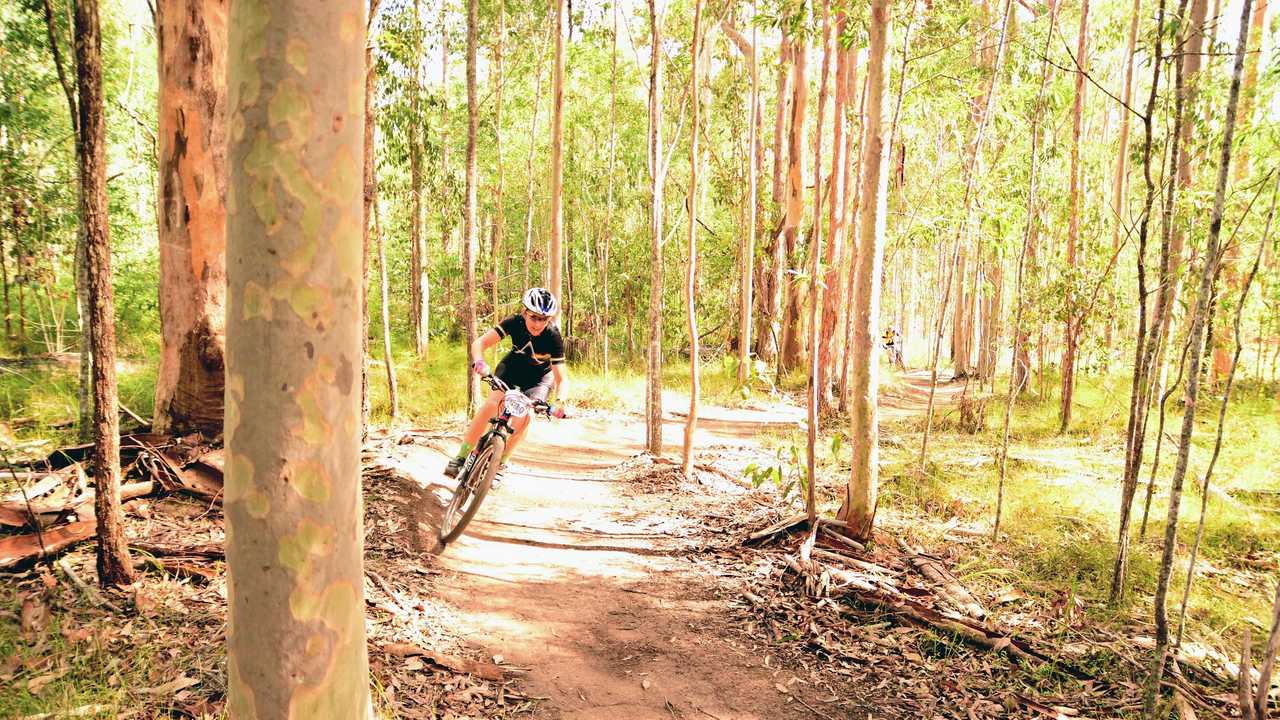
[
  {"xmin": 40, "ymin": 0, "xmax": 92, "ymax": 442},
  {"xmin": 1145, "ymin": 2, "xmax": 1253, "ymax": 709},
  {"xmin": 361, "ymin": 0, "xmax": 382, "ymax": 437},
  {"xmin": 410, "ymin": 0, "xmax": 427, "ymax": 356},
  {"xmin": 805, "ymin": 0, "xmax": 833, "ymax": 521},
  {"xmin": 817, "ymin": 18, "xmax": 850, "ymax": 412},
  {"xmin": 841, "ymin": 0, "xmax": 890, "ymax": 541},
  {"xmin": 75, "ymin": 0, "xmax": 135, "ymax": 587},
  {"xmin": 1111, "ymin": 0, "xmax": 1177, "ymax": 603},
  {"xmin": 1176, "ymin": 177, "xmax": 1276, "ymax": 648},
  {"xmin": 996, "ymin": 0, "xmax": 1055, "ymax": 537},
  {"xmin": 920, "ymin": 0, "xmax": 1011, "ymax": 465},
  {"xmin": 645, "ymin": 0, "xmax": 666, "ymax": 456},
  {"xmin": 374, "ymin": 178, "xmax": 398, "ymax": 418},
  {"xmin": 757, "ymin": 30, "xmax": 792, "ymax": 364},
  {"xmin": 682, "ymin": 0, "xmax": 703, "ymax": 478},
  {"xmin": 777, "ymin": 17, "xmax": 809, "ymax": 376},
  {"xmin": 439, "ymin": 0, "xmax": 451, "ymax": 260},
  {"xmin": 464, "ymin": 0, "xmax": 479, "ymax": 415},
  {"xmin": 225, "ymin": 0, "xmax": 372, "ymax": 713},
  {"xmin": 523, "ymin": 15, "xmax": 550, "ymax": 291},
  {"xmin": 549, "ymin": 0, "xmax": 566, "ymax": 301},
  {"xmin": 722, "ymin": 14, "xmax": 760, "ymax": 386},
  {"xmin": 153, "ymin": 0, "xmax": 227, "ymax": 437},
  {"xmin": 1060, "ymin": 0, "xmax": 1091, "ymax": 432},
  {"xmin": 493, "ymin": 2, "xmax": 505, "ymax": 324},
  {"xmin": 1106, "ymin": 0, "xmax": 1142, "ymax": 356},
  {"xmin": 603, "ymin": 0, "xmax": 618, "ymax": 378},
  {"xmin": 1214, "ymin": 0, "xmax": 1268, "ymax": 381}
]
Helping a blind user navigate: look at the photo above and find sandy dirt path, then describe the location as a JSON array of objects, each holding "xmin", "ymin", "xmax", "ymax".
[{"xmin": 393, "ymin": 370, "xmax": 962, "ymax": 719}]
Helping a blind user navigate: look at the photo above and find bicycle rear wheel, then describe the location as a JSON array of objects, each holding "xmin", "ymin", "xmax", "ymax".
[{"xmin": 438, "ymin": 436, "xmax": 503, "ymax": 544}]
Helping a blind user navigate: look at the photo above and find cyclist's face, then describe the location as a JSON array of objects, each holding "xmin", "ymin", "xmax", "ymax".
[{"xmin": 523, "ymin": 310, "xmax": 551, "ymax": 335}]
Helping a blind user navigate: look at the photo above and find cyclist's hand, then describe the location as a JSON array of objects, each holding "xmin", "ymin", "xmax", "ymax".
[
  {"xmin": 472, "ymin": 360, "xmax": 490, "ymax": 376},
  {"xmin": 548, "ymin": 404, "xmax": 569, "ymax": 419}
]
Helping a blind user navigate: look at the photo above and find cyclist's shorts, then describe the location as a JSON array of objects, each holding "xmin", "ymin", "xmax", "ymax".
[{"xmin": 494, "ymin": 363, "xmax": 554, "ymax": 403}]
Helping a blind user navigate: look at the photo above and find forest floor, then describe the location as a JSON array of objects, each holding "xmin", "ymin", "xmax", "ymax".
[{"xmin": 0, "ymin": 368, "xmax": 1272, "ymax": 718}]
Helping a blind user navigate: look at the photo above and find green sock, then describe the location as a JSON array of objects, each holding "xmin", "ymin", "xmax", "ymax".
[{"xmin": 455, "ymin": 442, "xmax": 472, "ymax": 460}]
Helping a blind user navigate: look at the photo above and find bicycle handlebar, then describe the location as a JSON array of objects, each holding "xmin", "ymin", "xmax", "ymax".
[{"xmin": 481, "ymin": 375, "xmax": 566, "ymax": 418}]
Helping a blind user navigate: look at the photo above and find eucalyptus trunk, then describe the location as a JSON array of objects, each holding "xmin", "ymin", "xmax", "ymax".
[
  {"xmin": 154, "ymin": 0, "xmax": 228, "ymax": 437},
  {"xmin": 549, "ymin": 0, "xmax": 566, "ymax": 301},
  {"xmin": 841, "ymin": 0, "xmax": 890, "ymax": 541},
  {"xmin": 224, "ymin": 0, "xmax": 372, "ymax": 713}
]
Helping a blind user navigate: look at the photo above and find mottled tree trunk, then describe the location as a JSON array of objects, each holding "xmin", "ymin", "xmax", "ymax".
[
  {"xmin": 224, "ymin": 0, "xmax": 372, "ymax": 715},
  {"xmin": 645, "ymin": 0, "xmax": 665, "ymax": 456},
  {"xmin": 549, "ymin": 0, "xmax": 565, "ymax": 301},
  {"xmin": 841, "ymin": 0, "xmax": 889, "ymax": 541},
  {"xmin": 75, "ymin": 0, "xmax": 135, "ymax": 588}
]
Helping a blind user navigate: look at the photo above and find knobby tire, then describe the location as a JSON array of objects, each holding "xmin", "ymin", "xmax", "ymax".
[{"xmin": 439, "ymin": 436, "xmax": 504, "ymax": 544}]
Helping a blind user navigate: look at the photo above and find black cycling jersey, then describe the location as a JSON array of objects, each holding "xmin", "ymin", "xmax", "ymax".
[{"xmin": 493, "ymin": 314, "xmax": 566, "ymax": 384}]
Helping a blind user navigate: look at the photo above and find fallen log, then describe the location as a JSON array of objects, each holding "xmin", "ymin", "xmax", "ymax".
[
  {"xmin": 0, "ymin": 520, "xmax": 96, "ymax": 571},
  {"xmin": 904, "ymin": 549, "xmax": 987, "ymax": 620}
]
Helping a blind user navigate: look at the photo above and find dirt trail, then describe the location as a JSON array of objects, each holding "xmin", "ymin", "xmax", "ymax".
[{"xmin": 394, "ymin": 370, "xmax": 962, "ymax": 719}]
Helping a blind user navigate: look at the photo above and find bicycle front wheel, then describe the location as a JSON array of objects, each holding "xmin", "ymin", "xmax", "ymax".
[{"xmin": 438, "ymin": 436, "xmax": 503, "ymax": 545}]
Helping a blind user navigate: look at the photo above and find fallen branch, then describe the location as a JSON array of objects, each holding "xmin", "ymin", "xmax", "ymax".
[
  {"xmin": 57, "ymin": 557, "xmax": 120, "ymax": 612},
  {"xmin": 904, "ymin": 548, "xmax": 986, "ymax": 620},
  {"xmin": 381, "ymin": 642, "xmax": 507, "ymax": 682},
  {"xmin": 745, "ymin": 513, "xmax": 808, "ymax": 544}
]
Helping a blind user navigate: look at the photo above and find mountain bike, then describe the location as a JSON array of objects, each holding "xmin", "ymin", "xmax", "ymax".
[{"xmin": 438, "ymin": 374, "xmax": 564, "ymax": 545}]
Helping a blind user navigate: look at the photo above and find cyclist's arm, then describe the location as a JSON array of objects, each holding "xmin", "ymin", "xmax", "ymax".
[
  {"xmin": 471, "ymin": 329, "xmax": 501, "ymax": 364},
  {"xmin": 551, "ymin": 363, "xmax": 569, "ymax": 401}
]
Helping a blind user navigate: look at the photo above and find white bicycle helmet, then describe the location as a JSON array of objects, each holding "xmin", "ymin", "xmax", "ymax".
[{"xmin": 522, "ymin": 287, "xmax": 559, "ymax": 317}]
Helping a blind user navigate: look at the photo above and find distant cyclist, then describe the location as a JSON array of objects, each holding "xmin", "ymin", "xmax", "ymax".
[
  {"xmin": 882, "ymin": 326, "xmax": 904, "ymax": 369},
  {"xmin": 444, "ymin": 288, "xmax": 570, "ymax": 478}
]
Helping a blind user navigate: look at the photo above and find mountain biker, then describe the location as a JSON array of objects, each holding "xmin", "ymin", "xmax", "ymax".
[
  {"xmin": 444, "ymin": 287, "xmax": 569, "ymax": 478},
  {"xmin": 882, "ymin": 326, "xmax": 903, "ymax": 369}
]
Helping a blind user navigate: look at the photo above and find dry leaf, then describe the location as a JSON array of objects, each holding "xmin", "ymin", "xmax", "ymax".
[
  {"xmin": 141, "ymin": 674, "xmax": 200, "ymax": 695},
  {"xmin": 641, "ymin": 678, "xmax": 651, "ymax": 691},
  {"xmin": 20, "ymin": 594, "xmax": 48, "ymax": 637},
  {"xmin": 27, "ymin": 668, "xmax": 67, "ymax": 695}
]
